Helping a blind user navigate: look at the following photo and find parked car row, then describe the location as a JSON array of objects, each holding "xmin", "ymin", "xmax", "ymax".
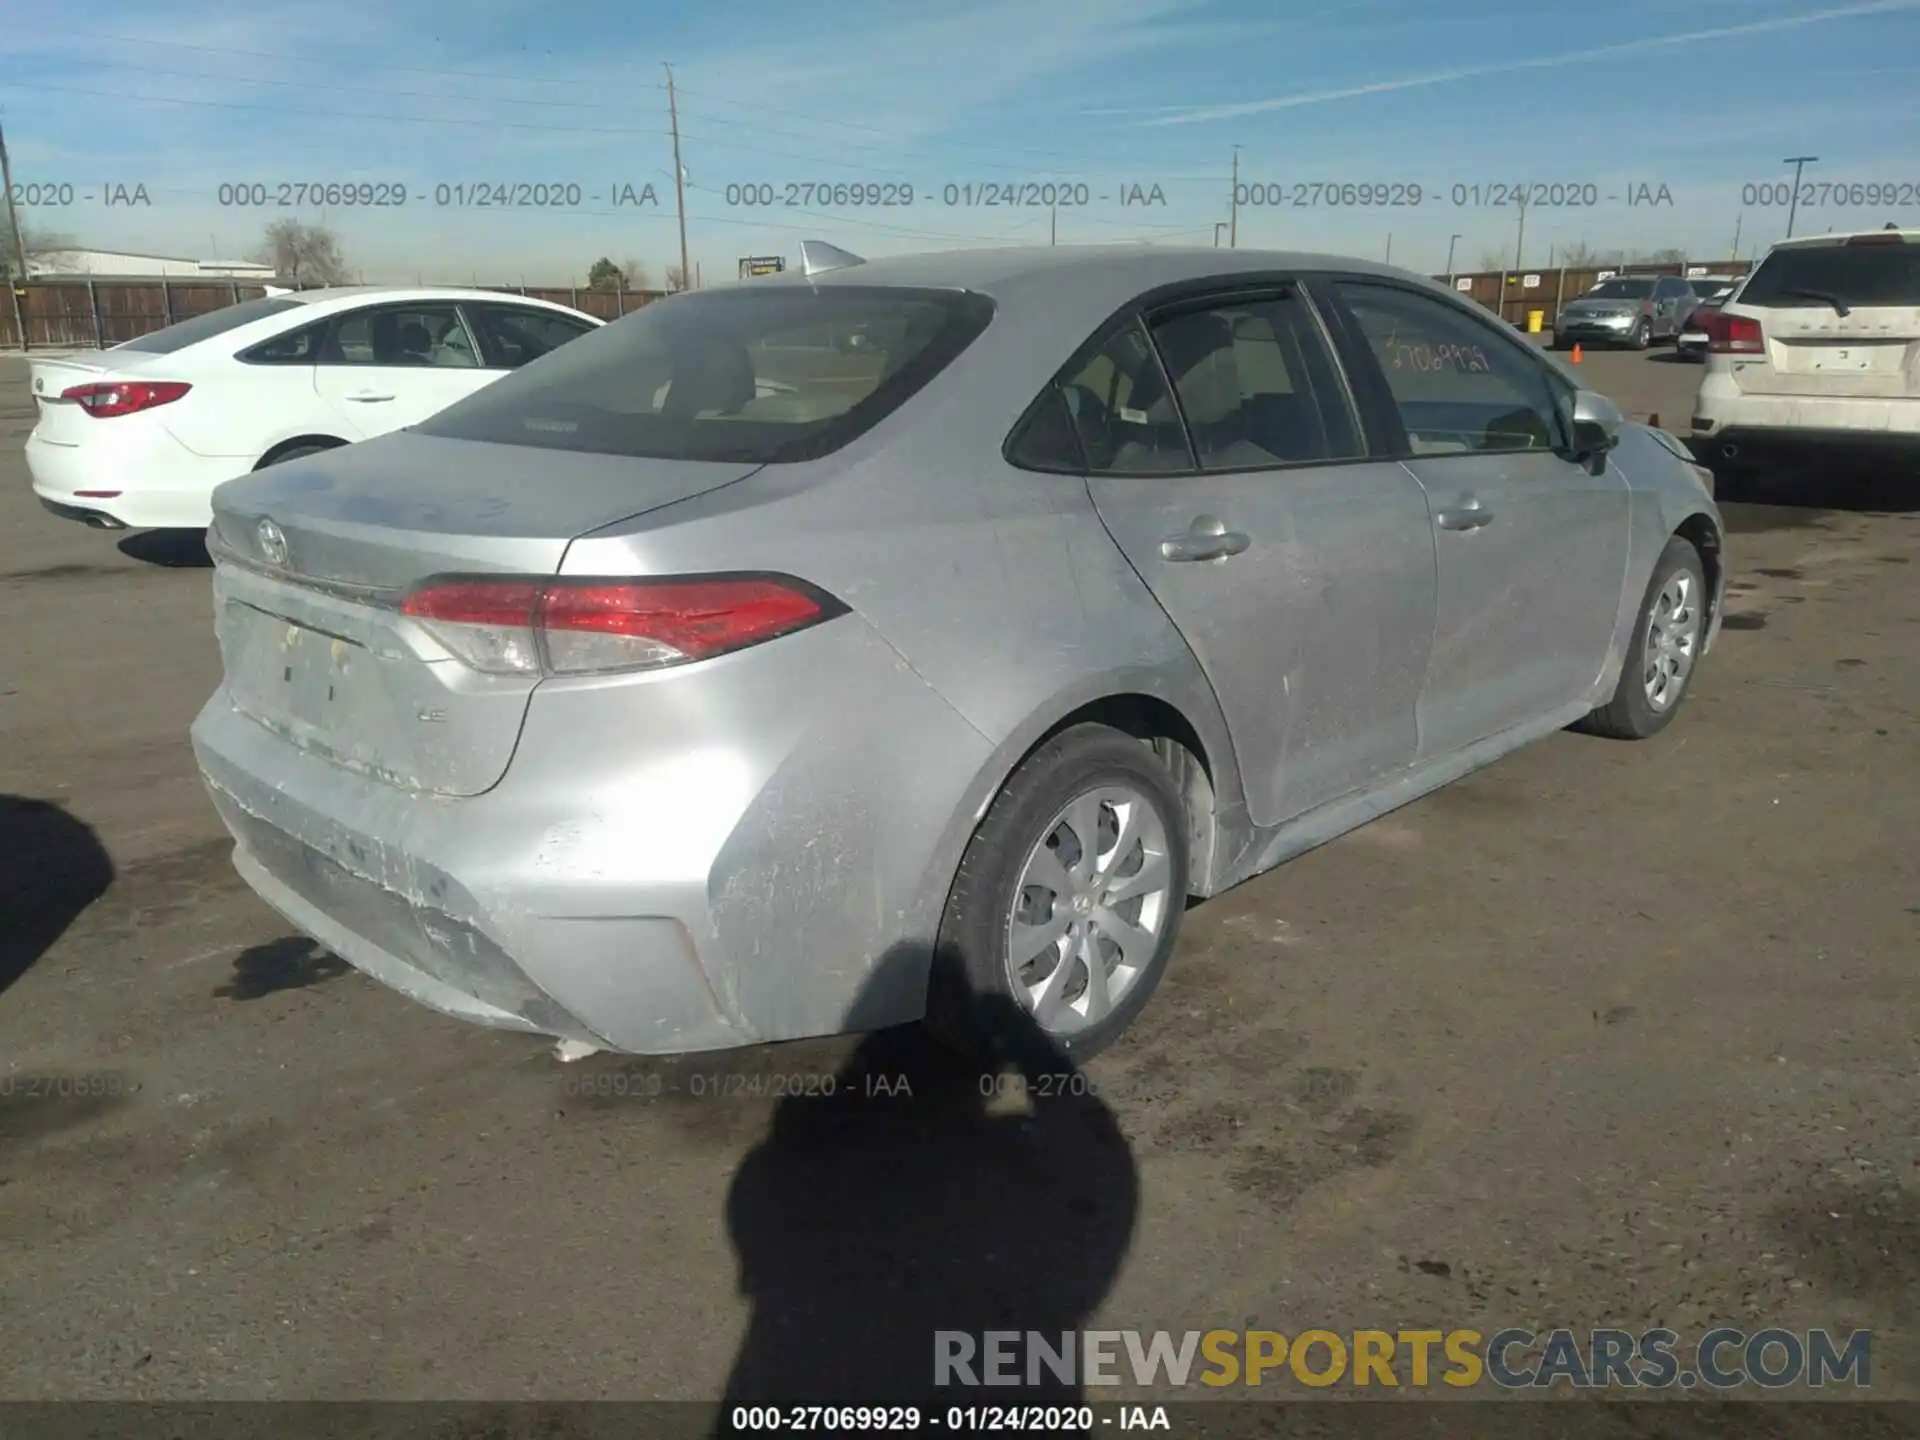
[{"xmin": 1553, "ymin": 273, "xmax": 1737, "ymax": 352}]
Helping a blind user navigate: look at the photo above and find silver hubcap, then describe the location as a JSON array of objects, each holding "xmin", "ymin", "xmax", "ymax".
[
  {"xmin": 1644, "ymin": 569, "xmax": 1701, "ymax": 711},
  {"xmin": 1006, "ymin": 785, "xmax": 1172, "ymax": 1037}
]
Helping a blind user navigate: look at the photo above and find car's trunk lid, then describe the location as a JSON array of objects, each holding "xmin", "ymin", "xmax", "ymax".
[
  {"xmin": 1730, "ymin": 304, "xmax": 1920, "ymax": 399},
  {"xmin": 207, "ymin": 431, "xmax": 762, "ymax": 796}
]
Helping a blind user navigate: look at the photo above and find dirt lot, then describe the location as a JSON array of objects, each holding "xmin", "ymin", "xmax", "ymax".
[{"xmin": 1, "ymin": 349, "xmax": 1916, "ymax": 1414}]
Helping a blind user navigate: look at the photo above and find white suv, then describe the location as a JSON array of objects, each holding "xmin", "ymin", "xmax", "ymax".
[{"xmin": 1689, "ymin": 227, "xmax": 1919, "ymax": 493}]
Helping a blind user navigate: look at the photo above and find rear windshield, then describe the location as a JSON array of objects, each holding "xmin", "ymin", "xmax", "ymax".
[
  {"xmin": 114, "ymin": 297, "xmax": 302, "ymax": 354},
  {"xmin": 1738, "ymin": 241, "xmax": 1920, "ymax": 308},
  {"xmin": 1587, "ymin": 279, "xmax": 1655, "ymax": 299},
  {"xmin": 414, "ymin": 285, "xmax": 996, "ymax": 462}
]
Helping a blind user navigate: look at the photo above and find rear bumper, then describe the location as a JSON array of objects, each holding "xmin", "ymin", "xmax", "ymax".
[
  {"xmin": 1688, "ymin": 424, "xmax": 1920, "ymax": 469},
  {"xmin": 190, "ymin": 615, "xmax": 995, "ymax": 1055},
  {"xmin": 27, "ymin": 429, "xmax": 239, "ymax": 530}
]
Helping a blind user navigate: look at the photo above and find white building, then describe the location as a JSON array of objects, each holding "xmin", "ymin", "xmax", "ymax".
[{"xmin": 27, "ymin": 248, "xmax": 277, "ymax": 281}]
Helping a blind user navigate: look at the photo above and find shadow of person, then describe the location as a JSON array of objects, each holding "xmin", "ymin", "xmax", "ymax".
[
  {"xmin": 0, "ymin": 795, "xmax": 114, "ymax": 997},
  {"xmin": 715, "ymin": 943, "xmax": 1138, "ymax": 1434}
]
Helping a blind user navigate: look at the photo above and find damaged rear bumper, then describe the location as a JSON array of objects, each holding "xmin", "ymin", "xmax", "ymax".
[{"xmin": 190, "ymin": 614, "xmax": 994, "ymax": 1055}]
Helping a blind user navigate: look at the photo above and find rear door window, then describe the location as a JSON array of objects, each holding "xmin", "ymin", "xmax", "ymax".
[
  {"xmin": 1738, "ymin": 241, "xmax": 1920, "ymax": 309},
  {"xmin": 415, "ymin": 286, "xmax": 995, "ymax": 462},
  {"xmin": 320, "ymin": 304, "xmax": 478, "ymax": 367},
  {"xmin": 1145, "ymin": 289, "xmax": 1362, "ymax": 469}
]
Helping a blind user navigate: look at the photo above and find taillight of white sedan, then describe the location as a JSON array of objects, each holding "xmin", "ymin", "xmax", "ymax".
[{"xmin": 27, "ymin": 286, "xmax": 602, "ymax": 531}]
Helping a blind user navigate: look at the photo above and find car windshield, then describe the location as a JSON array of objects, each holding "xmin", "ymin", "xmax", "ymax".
[
  {"xmin": 414, "ymin": 285, "xmax": 995, "ymax": 462},
  {"xmin": 1586, "ymin": 279, "xmax": 1655, "ymax": 299},
  {"xmin": 112, "ymin": 297, "xmax": 303, "ymax": 354},
  {"xmin": 1737, "ymin": 242, "xmax": 1920, "ymax": 308}
]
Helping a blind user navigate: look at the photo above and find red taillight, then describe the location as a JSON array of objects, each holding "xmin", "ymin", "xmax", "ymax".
[
  {"xmin": 60, "ymin": 379, "xmax": 191, "ymax": 417},
  {"xmin": 399, "ymin": 575, "xmax": 839, "ymax": 675},
  {"xmin": 1703, "ymin": 310, "xmax": 1764, "ymax": 355}
]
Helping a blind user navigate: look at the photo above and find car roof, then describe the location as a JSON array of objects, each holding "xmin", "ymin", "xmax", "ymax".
[
  {"xmin": 282, "ymin": 285, "xmax": 588, "ymax": 310},
  {"xmin": 730, "ymin": 244, "xmax": 1425, "ymax": 312},
  {"xmin": 1764, "ymin": 226, "xmax": 1920, "ymax": 251}
]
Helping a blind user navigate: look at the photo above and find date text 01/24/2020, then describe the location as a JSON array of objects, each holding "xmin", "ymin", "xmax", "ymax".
[{"xmin": 212, "ymin": 182, "xmax": 664, "ymax": 209}]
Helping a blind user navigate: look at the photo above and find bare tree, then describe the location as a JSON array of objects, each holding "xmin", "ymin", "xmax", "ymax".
[
  {"xmin": 0, "ymin": 195, "xmax": 78, "ymax": 277},
  {"xmin": 1476, "ymin": 247, "xmax": 1508, "ymax": 273},
  {"xmin": 1640, "ymin": 246, "xmax": 1687, "ymax": 265},
  {"xmin": 621, "ymin": 258, "xmax": 650, "ymax": 291},
  {"xmin": 1557, "ymin": 240, "xmax": 1601, "ymax": 268},
  {"xmin": 664, "ymin": 263, "xmax": 688, "ymax": 292},
  {"xmin": 255, "ymin": 219, "xmax": 349, "ymax": 286}
]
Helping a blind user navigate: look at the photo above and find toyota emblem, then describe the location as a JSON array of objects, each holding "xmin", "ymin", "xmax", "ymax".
[{"xmin": 257, "ymin": 518, "xmax": 289, "ymax": 567}]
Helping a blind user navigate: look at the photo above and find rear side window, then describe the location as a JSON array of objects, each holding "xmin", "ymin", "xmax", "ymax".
[
  {"xmin": 114, "ymin": 297, "xmax": 302, "ymax": 355},
  {"xmin": 415, "ymin": 286, "xmax": 995, "ymax": 462},
  {"xmin": 1738, "ymin": 241, "xmax": 1920, "ymax": 308},
  {"xmin": 240, "ymin": 323, "xmax": 325, "ymax": 364}
]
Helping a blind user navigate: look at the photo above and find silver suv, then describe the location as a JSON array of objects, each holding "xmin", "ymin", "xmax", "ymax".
[{"xmin": 1555, "ymin": 275, "xmax": 1696, "ymax": 350}]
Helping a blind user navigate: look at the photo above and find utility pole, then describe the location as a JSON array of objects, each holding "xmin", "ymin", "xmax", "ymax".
[
  {"xmin": 1384, "ymin": 232, "xmax": 1392, "ymax": 265},
  {"xmin": 1444, "ymin": 233, "xmax": 1461, "ymax": 285},
  {"xmin": 1730, "ymin": 211, "xmax": 1743, "ymax": 262},
  {"xmin": 1050, "ymin": 203, "xmax": 1056, "ymax": 246},
  {"xmin": 1782, "ymin": 155, "xmax": 1817, "ymax": 239},
  {"xmin": 665, "ymin": 64, "xmax": 690, "ymax": 290},
  {"xmin": 0, "ymin": 122, "xmax": 30, "ymax": 283},
  {"xmin": 1229, "ymin": 144, "xmax": 1240, "ymax": 249}
]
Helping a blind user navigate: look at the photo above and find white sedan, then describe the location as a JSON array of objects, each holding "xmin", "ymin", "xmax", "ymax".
[{"xmin": 27, "ymin": 286, "xmax": 603, "ymax": 531}]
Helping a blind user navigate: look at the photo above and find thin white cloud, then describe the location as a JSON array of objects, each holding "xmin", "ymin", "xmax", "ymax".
[{"xmin": 1141, "ymin": 0, "xmax": 1920, "ymax": 125}]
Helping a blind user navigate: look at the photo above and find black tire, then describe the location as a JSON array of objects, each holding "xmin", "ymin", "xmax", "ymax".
[
  {"xmin": 1576, "ymin": 536, "xmax": 1707, "ymax": 741},
  {"xmin": 257, "ymin": 443, "xmax": 335, "ymax": 469},
  {"xmin": 1629, "ymin": 318, "xmax": 1651, "ymax": 351},
  {"xmin": 927, "ymin": 724, "xmax": 1190, "ymax": 1062}
]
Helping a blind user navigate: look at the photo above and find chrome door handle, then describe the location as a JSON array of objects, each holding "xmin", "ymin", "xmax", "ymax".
[
  {"xmin": 348, "ymin": 391, "xmax": 395, "ymax": 402},
  {"xmin": 1161, "ymin": 516, "xmax": 1251, "ymax": 562},
  {"xmin": 1435, "ymin": 503, "xmax": 1494, "ymax": 531}
]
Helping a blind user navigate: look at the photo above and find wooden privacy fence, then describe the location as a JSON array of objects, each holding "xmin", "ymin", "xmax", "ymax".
[
  {"xmin": 3, "ymin": 263, "xmax": 1754, "ymax": 350},
  {"xmin": 0, "ymin": 280, "xmax": 669, "ymax": 350}
]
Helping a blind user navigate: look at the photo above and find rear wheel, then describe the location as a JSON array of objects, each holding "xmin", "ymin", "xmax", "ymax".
[
  {"xmin": 928, "ymin": 725, "xmax": 1190, "ymax": 1062},
  {"xmin": 1576, "ymin": 537, "xmax": 1706, "ymax": 740}
]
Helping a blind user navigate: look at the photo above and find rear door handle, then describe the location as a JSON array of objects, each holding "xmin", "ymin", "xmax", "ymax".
[
  {"xmin": 1435, "ymin": 502, "xmax": 1494, "ymax": 531},
  {"xmin": 347, "ymin": 391, "xmax": 395, "ymax": 402},
  {"xmin": 1161, "ymin": 515, "xmax": 1251, "ymax": 562}
]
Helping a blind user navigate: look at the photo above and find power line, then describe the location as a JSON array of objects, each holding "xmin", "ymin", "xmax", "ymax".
[
  {"xmin": 1, "ymin": 80, "xmax": 670, "ymax": 138},
  {"xmin": 13, "ymin": 27, "xmax": 1232, "ymax": 176}
]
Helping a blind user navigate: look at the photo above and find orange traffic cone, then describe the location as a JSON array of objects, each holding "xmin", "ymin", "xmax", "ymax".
[{"xmin": 1570, "ymin": 343, "xmax": 1583, "ymax": 365}]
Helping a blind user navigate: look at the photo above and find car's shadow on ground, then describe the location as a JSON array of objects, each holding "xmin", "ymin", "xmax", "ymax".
[
  {"xmin": 0, "ymin": 796, "xmax": 113, "ymax": 997},
  {"xmin": 116, "ymin": 529, "xmax": 211, "ymax": 568},
  {"xmin": 711, "ymin": 942, "xmax": 1137, "ymax": 1433},
  {"xmin": 1719, "ymin": 461, "xmax": 1920, "ymax": 531}
]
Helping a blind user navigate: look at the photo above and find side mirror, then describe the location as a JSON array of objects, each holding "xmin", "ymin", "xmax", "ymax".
[{"xmin": 1569, "ymin": 389, "xmax": 1623, "ymax": 458}]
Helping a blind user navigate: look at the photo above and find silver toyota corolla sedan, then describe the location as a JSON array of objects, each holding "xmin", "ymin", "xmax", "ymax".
[{"xmin": 192, "ymin": 242, "xmax": 1727, "ymax": 1059}]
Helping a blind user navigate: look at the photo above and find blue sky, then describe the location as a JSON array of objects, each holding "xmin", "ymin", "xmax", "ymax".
[{"xmin": 4, "ymin": 0, "xmax": 1918, "ymax": 283}]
